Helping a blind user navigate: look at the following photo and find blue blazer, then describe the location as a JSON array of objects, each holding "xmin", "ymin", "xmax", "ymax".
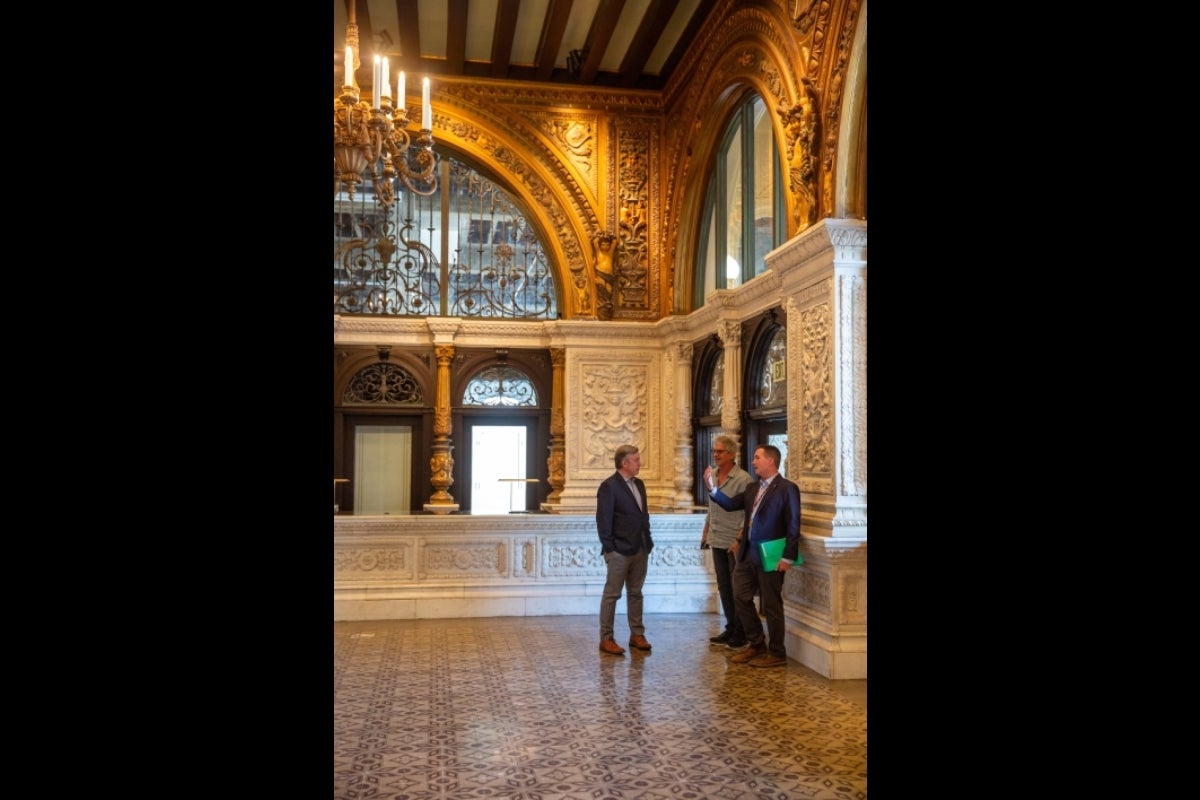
[
  {"xmin": 596, "ymin": 472, "xmax": 654, "ymax": 557},
  {"xmin": 710, "ymin": 474, "xmax": 801, "ymax": 566}
]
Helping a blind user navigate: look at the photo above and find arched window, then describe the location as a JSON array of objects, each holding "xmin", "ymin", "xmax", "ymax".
[
  {"xmin": 694, "ymin": 93, "xmax": 786, "ymax": 308},
  {"xmin": 335, "ymin": 154, "xmax": 559, "ymax": 319},
  {"xmin": 342, "ymin": 362, "xmax": 423, "ymax": 405},
  {"xmin": 462, "ymin": 365, "xmax": 537, "ymax": 407}
]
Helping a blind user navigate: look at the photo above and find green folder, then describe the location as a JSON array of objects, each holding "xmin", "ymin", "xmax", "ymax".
[{"xmin": 758, "ymin": 537, "xmax": 801, "ymax": 571}]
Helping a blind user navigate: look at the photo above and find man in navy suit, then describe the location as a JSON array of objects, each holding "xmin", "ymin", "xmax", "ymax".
[
  {"xmin": 704, "ymin": 444, "xmax": 801, "ymax": 668},
  {"xmin": 596, "ymin": 444, "xmax": 655, "ymax": 656}
]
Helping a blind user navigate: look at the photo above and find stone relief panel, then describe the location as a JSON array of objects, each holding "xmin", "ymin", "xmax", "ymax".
[
  {"xmin": 570, "ymin": 357, "xmax": 656, "ymax": 476},
  {"xmin": 840, "ymin": 570, "xmax": 866, "ymax": 626},
  {"xmin": 419, "ymin": 540, "xmax": 507, "ymax": 579},
  {"xmin": 333, "ymin": 544, "xmax": 413, "ymax": 579},
  {"xmin": 649, "ymin": 541, "xmax": 709, "ymax": 570},
  {"xmin": 800, "ymin": 299, "xmax": 833, "ymax": 481},
  {"xmin": 540, "ymin": 528, "xmax": 710, "ymax": 578},
  {"xmin": 787, "ymin": 566, "xmax": 832, "ymax": 617},
  {"xmin": 543, "ymin": 537, "xmax": 606, "ymax": 577}
]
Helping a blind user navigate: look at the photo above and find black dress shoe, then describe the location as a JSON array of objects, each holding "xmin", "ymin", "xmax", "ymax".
[{"xmin": 709, "ymin": 631, "xmax": 731, "ymax": 645}]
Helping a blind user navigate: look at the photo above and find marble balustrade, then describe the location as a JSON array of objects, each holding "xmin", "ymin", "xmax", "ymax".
[{"xmin": 334, "ymin": 512, "xmax": 865, "ymax": 679}]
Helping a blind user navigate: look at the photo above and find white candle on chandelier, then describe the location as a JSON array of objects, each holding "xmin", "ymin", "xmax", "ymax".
[
  {"xmin": 372, "ymin": 55, "xmax": 381, "ymax": 108},
  {"xmin": 397, "ymin": 71, "xmax": 405, "ymax": 115},
  {"xmin": 422, "ymin": 77, "xmax": 432, "ymax": 129},
  {"xmin": 344, "ymin": 46, "xmax": 354, "ymax": 87},
  {"xmin": 381, "ymin": 57, "xmax": 390, "ymax": 100}
]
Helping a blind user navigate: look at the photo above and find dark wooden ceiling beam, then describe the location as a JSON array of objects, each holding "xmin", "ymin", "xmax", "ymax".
[
  {"xmin": 578, "ymin": 0, "xmax": 626, "ymax": 84},
  {"xmin": 491, "ymin": 0, "xmax": 521, "ymax": 78},
  {"xmin": 445, "ymin": 0, "xmax": 469, "ymax": 72},
  {"xmin": 536, "ymin": 0, "xmax": 575, "ymax": 82},
  {"xmin": 619, "ymin": 0, "xmax": 679, "ymax": 87},
  {"xmin": 394, "ymin": 0, "xmax": 421, "ymax": 71}
]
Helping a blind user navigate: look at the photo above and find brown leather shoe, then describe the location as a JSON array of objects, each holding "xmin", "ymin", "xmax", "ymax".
[
  {"xmin": 728, "ymin": 643, "xmax": 767, "ymax": 664},
  {"xmin": 599, "ymin": 638, "xmax": 626, "ymax": 655},
  {"xmin": 748, "ymin": 652, "xmax": 788, "ymax": 668},
  {"xmin": 628, "ymin": 634, "xmax": 652, "ymax": 651}
]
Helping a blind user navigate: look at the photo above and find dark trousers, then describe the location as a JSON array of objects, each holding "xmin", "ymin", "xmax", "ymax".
[
  {"xmin": 732, "ymin": 559, "xmax": 786, "ymax": 657},
  {"xmin": 711, "ymin": 546, "xmax": 743, "ymax": 640}
]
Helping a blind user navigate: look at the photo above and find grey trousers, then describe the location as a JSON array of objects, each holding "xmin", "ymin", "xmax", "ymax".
[{"xmin": 599, "ymin": 549, "xmax": 649, "ymax": 640}]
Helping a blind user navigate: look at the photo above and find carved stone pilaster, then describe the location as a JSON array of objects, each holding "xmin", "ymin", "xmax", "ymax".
[
  {"xmin": 668, "ymin": 339, "xmax": 697, "ymax": 510},
  {"xmin": 717, "ymin": 319, "xmax": 742, "ymax": 438}
]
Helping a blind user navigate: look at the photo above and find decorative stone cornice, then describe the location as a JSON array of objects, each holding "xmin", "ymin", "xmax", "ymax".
[
  {"xmin": 333, "ymin": 316, "xmax": 431, "ymax": 337},
  {"xmin": 425, "ymin": 318, "xmax": 463, "ymax": 341},
  {"xmin": 766, "ymin": 218, "xmax": 867, "ymax": 275}
]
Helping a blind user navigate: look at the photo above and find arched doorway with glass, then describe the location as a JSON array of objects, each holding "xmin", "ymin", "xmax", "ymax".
[
  {"xmin": 742, "ymin": 310, "xmax": 788, "ymax": 479},
  {"xmin": 693, "ymin": 334, "xmax": 728, "ymax": 502},
  {"xmin": 335, "ymin": 348, "xmax": 434, "ymax": 516},
  {"xmin": 452, "ymin": 354, "xmax": 551, "ymax": 514}
]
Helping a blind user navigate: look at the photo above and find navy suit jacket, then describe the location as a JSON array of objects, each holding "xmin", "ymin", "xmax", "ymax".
[
  {"xmin": 710, "ymin": 473, "xmax": 801, "ymax": 566},
  {"xmin": 596, "ymin": 472, "xmax": 654, "ymax": 557}
]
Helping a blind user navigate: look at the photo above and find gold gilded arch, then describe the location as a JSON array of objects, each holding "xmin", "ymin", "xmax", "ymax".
[
  {"xmin": 431, "ymin": 79, "xmax": 625, "ymax": 321},
  {"xmin": 662, "ymin": 0, "xmax": 862, "ymax": 315}
]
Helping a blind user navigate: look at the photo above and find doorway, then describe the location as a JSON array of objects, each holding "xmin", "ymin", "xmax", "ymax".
[
  {"xmin": 353, "ymin": 425, "xmax": 413, "ymax": 514},
  {"xmin": 471, "ymin": 425, "xmax": 528, "ymax": 513}
]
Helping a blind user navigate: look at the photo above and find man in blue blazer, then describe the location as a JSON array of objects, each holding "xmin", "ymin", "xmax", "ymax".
[
  {"xmin": 596, "ymin": 444, "xmax": 655, "ymax": 656},
  {"xmin": 704, "ymin": 444, "xmax": 801, "ymax": 668}
]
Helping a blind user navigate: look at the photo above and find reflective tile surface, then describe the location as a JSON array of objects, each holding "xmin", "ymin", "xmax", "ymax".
[{"xmin": 335, "ymin": 613, "xmax": 866, "ymax": 799}]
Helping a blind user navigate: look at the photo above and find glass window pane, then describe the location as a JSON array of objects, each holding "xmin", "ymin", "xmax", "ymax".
[
  {"xmin": 724, "ymin": 126, "xmax": 743, "ymax": 286},
  {"xmin": 708, "ymin": 350, "xmax": 724, "ymax": 416},
  {"xmin": 758, "ymin": 328, "xmax": 786, "ymax": 407},
  {"xmin": 751, "ymin": 96, "xmax": 775, "ymax": 276}
]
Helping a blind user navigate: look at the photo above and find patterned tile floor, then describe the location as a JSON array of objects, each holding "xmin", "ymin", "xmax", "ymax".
[{"xmin": 334, "ymin": 613, "xmax": 866, "ymax": 799}]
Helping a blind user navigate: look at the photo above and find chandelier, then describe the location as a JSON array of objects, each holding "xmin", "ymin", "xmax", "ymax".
[{"xmin": 334, "ymin": 3, "xmax": 437, "ymax": 207}]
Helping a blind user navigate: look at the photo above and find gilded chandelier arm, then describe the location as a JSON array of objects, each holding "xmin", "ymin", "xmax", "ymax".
[{"xmin": 335, "ymin": 5, "xmax": 438, "ymax": 205}]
